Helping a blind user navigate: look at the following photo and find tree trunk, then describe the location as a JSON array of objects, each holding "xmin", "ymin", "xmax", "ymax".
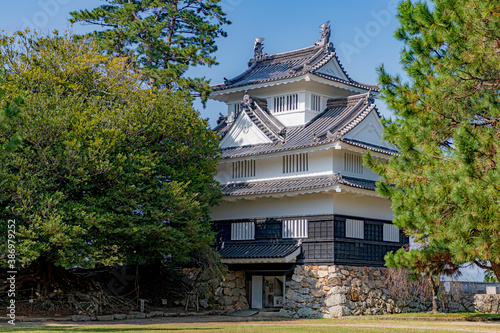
[
  {"xmin": 491, "ymin": 262, "xmax": 500, "ymax": 281},
  {"xmin": 428, "ymin": 275, "xmax": 440, "ymax": 313}
]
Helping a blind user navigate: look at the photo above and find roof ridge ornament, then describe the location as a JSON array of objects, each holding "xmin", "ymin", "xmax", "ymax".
[
  {"xmin": 254, "ymin": 38, "xmax": 267, "ymax": 60},
  {"xmin": 327, "ymin": 130, "xmax": 344, "ymax": 141},
  {"xmin": 242, "ymin": 91, "xmax": 254, "ymax": 109},
  {"xmin": 315, "ymin": 21, "xmax": 331, "ymax": 47},
  {"xmin": 367, "ymin": 89, "xmax": 375, "ymax": 103}
]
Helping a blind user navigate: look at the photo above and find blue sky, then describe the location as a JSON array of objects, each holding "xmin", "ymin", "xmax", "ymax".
[{"xmin": 0, "ymin": 0, "xmax": 404, "ymax": 126}]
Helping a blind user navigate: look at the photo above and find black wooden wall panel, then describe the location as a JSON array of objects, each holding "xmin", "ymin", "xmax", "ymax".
[
  {"xmin": 365, "ymin": 222, "xmax": 382, "ymax": 242},
  {"xmin": 302, "ymin": 242, "xmax": 333, "ymax": 260},
  {"xmin": 334, "ymin": 220, "xmax": 345, "ymax": 238},
  {"xmin": 309, "ymin": 220, "xmax": 334, "ymax": 240},
  {"xmin": 255, "ymin": 219, "xmax": 281, "ymax": 240},
  {"xmin": 334, "ymin": 241, "xmax": 402, "ymax": 262}
]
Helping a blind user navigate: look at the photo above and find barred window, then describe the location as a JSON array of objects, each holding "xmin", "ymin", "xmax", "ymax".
[
  {"xmin": 273, "ymin": 94, "xmax": 298, "ymax": 112},
  {"xmin": 311, "ymin": 94, "xmax": 321, "ymax": 111},
  {"xmin": 345, "ymin": 219, "xmax": 364, "ymax": 239},
  {"xmin": 231, "ymin": 222, "xmax": 255, "ymax": 240},
  {"xmin": 232, "ymin": 160, "xmax": 256, "ymax": 179},
  {"xmin": 383, "ymin": 224, "xmax": 399, "ymax": 242},
  {"xmin": 282, "ymin": 219, "xmax": 308, "ymax": 238},
  {"xmin": 344, "ymin": 152, "xmax": 363, "ymax": 174},
  {"xmin": 283, "ymin": 153, "xmax": 308, "ymax": 174}
]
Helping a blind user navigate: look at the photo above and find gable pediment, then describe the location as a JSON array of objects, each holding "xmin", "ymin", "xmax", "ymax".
[
  {"xmin": 344, "ymin": 110, "xmax": 394, "ymax": 150},
  {"xmin": 220, "ymin": 111, "xmax": 273, "ymax": 149},
  {"xmin": 314, "ymin": 58, "xmax": 349, "ymax": 81}
]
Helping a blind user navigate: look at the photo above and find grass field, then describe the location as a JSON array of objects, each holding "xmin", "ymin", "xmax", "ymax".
[{"xmin": 2, "ymin": 317, "xmax": 500, "ymax": 333}]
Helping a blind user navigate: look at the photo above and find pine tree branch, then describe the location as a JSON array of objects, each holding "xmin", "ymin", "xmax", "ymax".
[{"xmin": 474, "ymin": 260, "xmax": 492, "ymax": 270}]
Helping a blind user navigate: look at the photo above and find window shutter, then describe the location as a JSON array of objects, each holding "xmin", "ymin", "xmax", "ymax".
[
  {"xmin": 282, "ymin": 219, "xmax": 308, "ymax": 238},
  {"xmin": 231, "ymin": 222, "xmax": 255, "ymax": 240},
  {"xmin": 345, "ymin": 219, "xmax": 364, "ymax": 239},
  {"xmin": 383, "ymin": 224, "xmax": 399, "ymax": 242}
]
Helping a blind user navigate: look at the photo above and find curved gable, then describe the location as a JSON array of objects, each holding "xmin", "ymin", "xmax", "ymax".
[
  {"xmin": 344, "ymin": 110, "xmax": 393, "ymax": 150},
  {"xmin": 220, "ymin": 111, "xmax": 273, "ymax": 149}
]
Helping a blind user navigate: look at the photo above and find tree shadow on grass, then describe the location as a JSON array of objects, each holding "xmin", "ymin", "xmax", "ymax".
[{"xmin": 3, "ymin": 328, "xmax": 222, "ymax": 332}]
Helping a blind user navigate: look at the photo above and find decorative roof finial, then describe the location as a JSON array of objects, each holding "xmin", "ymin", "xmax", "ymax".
[
  {"xmin": 316, "ymin": 21, "xmax": 331, "ymax": 46},
  {"xmin": 367, "ymin": 89, "xmax": 375, "ymax": 103},
  {"xmin": 254, "ymin": 38, "xmax": 266, "ymax": 59},
  {"xmin": 242, "ymin": 91, "xmax": 253, "ymax": 108}
]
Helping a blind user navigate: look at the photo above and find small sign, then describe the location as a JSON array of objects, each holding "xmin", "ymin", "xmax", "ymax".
[{"xmin": 140, "ymin": 299, "xmax": 145, "ymax": 312}]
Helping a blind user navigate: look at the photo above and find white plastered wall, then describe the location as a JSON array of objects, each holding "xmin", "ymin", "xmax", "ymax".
[
  {"xmin": 210, "ymin": 192, "xmax": 334, "ymax": 220},
  {"xmin": 210, "ymin": 191, "xmax": 393, "ymax": 221},
  {"xmin": 216, "ymin": 148, "xmax": 335, "ymax": 184},
  {"xmin": 332, "ymin": 192, "xmax": 393, "ymax": 220}
]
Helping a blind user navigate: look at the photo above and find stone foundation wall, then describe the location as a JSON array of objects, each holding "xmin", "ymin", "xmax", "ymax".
[
  {"xmin": 474, "ymin": 294, "xmax": 500, "ymax": 313},
  {"xmin": 214, "ymin": 271, "xmax": 249, "ymax": 311},
  {"xmin": 279, "ymin": 265, "xmax": 475, "ymax": 319}
]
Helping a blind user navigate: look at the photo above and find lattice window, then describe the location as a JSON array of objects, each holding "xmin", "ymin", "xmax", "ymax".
[
  {"xmin": 383, "ymin": 224, "xmax": 399, "ymax": 242},
  {"xmin": 282, "ymin": 219, "xmax": 308, "ymax": 238},
  {"xmin": 231, "ymin": 222, "xmax": 255, "ymax": 240},
  {"xmin": 311, "ymin": 94, "xmax": 321, "ymax": 111},
  {"xmin": 273, "ymin": 94, "xmax": 298, "ymax": 112},
  {"xmin": 344, "ymin": 152, "xmax": 363, "ymax": 174},
  {"xmin": 282, "ymin": 153, "xmax": 308, "ymax": 174},
  {"xmin": 232, "ymin": 160, "xmax": 256, "ymax": 179},
  {"xmin": 345, "ymin": 219, "xmax": 364, "ymax": 239}
]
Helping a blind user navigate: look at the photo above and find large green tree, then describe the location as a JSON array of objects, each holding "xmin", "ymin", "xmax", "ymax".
[
  {"xmin": 0, "ymin": 89, "xmax": 23, "ymax": 157},
  {"xmin": 0, "ymin": 31, "xmax": 221, "ymax": 293},
  {"xmin": 368, "ymin": 0, "xmax": 500, "ymax": 279},
  {"xmin": 70, "ymin": 0, "xmax": 230, "ymax": 101}
]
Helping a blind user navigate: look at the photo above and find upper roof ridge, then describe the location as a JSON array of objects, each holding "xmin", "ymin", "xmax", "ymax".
[{"xmin": 211, "ymin": 22, "xmax": 378, "ymax": 93}]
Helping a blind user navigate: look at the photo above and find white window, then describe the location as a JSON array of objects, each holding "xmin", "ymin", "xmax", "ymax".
[
  {"xmin": 283, "ymin": 153, "xmax": 308, "ymax": 174},
  {"xmin": 346, "ymin": 219, "xmax": 364, "ymax": 239},
  {"xmin": 232, "ymin": 160, "xmax": 256, "ymax": 179},
  {"xmin": 311, "ymin": 94, "xmax": 321, "ymax": 111},
  {"xmin": 231, "ymin": 222, "xmax": 255, "ymax": 240},
  {"xmin": 273, "ymin": 94, "xmax": 298, "ymax": 112},
  {"xmin": 282, "ymin": 219, "xmax": 308, "ymax": 238},
  {"xmin": 383, "ymin": 224, "xmax": 399, "ymax": 242},
  {"xmin": 344, "ymin": 152, "xmax": 363, "ymax": 174}
]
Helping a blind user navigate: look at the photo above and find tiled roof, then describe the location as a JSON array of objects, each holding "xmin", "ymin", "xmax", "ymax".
[
  {"xmin": 211, "ymin": 43, "xmax": 378, "ymax": 92},
  {"xmin": 219, "ymin": 243, "xmax": 299, "ymax": 259},
  {"xmin": 244, "ymin": 96, "xmax": 285, "ymax": 143},
  {"xmin": 221, "ymin": 174, "xmax": 377, "ymax": 197},
  {"xmin": 342, "ymin": 138, "xmax": 397, "ymax": 155},
  {"xmin": 216, "ymin": 92, "xmax": 395, "ymax": 158}
]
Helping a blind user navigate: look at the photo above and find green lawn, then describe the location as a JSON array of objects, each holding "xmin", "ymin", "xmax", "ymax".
[
  {"xmin": 0, "ymin": 325, "xmax": 441, "ymax": 333},
  {"xmin": 361, "ymin": 312, "xmax": 500, "ymax": 320},
  {"xmin": 3, "ymin": 318, "xmax": 500, "ymax": 333}
]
